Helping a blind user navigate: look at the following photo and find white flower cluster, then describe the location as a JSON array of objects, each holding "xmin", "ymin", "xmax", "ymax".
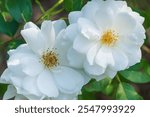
[{"xmin": 0, "ymin": 0, "xmax": 145, "ymax": 100}]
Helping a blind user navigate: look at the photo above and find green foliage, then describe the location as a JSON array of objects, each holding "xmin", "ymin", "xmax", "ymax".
[
  {"xmin": 111, "ymin": 76, "xmax": 143, "ymax": 100},
  {"xmin": 84, "ymin": 78, "xmax": 111, "ymax": 93},
  {"xmin": 5, "ymin": 0, "xmax": 32, "ymax": 22},
  {"xmin": 0, "ymin": 14, "xmax": 19, "ymax": 36},
  {"xmin": 137, "ymin": 9, "xmax": 150, "ymax": 29},
  {"xmin": 79, "ymin": 76, "xmax": 143, "ymax": 100},
  {"xmin": 116, "ymin": 82, "xmax": 143, "ymax": 100},
  {"xmin": 64, "ymin": 0, "xmax": 84, "ymax": 12},
  {"xmin": 0, "ymin": 84, "xmax": 7, "ymax": 98},
  {"xmin": 6, "ymin": 39, "xmax": 25, "ymax": 51},
  {"xmin": 0, "ymin": 0, "xmax": 7, "ymax": 12},
  {"xmin": 120, "ymin": 60, "xmax": 150, "ymax": 83},
  {"xmin": 78, "ymin": 89, "xmax": 97, "ymax": 100}
]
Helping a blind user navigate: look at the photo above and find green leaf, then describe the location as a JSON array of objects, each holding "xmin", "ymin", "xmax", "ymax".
[
  {"xmin": 0, "ymin": 0, "xmax": 7, "ymax": 12},
  {"xmin": 119, "ymin": 60, "xmax": 150, "ymax": 83},
  {"xmin": 78, "ymin": 90, "xmax": 97, "ymax": 100},
  {"xmin": 84, "ymin": 78, "xmax": 111, "ymax": 92},
  {"xmin": 64, "ymin": 0, "xmax": 84, "ymax": 12},
  {"xmin": 116, "ymin": 82, "xmax": 143, "ymax": 100},
  {"xmin": 120, "ymin": 71, "xmax": 150, "ymax": 84},
  {"xmin": 64, "ymin": 0, "xmax": 73, "ymax": 12},
  {"xmin": 78, "ymin": 78, "xmax": 113, "ymax": 100},
  {"xmin": 0, "ymin": 84, "xmax": 7, "ymax": 98},
  {"xmin": 5, "ymin": 0, "xmax": 32, "ymax": 22},
  {"xmin": 78, "ymin": 79, "xmax": 97, "ymax": 100},
  {"xmin": 138, "ymin": 9, "xmax": 150, "ymax": 29},
  {"xmin": 0, "ymin": 14, "xmax": 19, "ymax": 36},
  {"xmin": 6, "ymin": 39, "xmax": 25, "ymax": 51}
]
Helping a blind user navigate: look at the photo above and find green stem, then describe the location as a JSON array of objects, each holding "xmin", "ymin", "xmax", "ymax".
[
  {"xmin": 36, "ymin": 0, "xmax": 64, "ymax": 21},
  {"xmin": 46, "ymin": 0, "xmax": 64, "ymax": 13},
  {"xmin": 116, "ymin": 74, "xmax": 128, "ymax": 99},
  {"xmin": 51, "ymin": 8, "xmax": 64, "ymax": 16},
  {"xmin": 116, "ymin": 74, "xmax": 121, "ymax": 83},
  {"xmin": 21, "ymin": 13, "xmax": 27, "ymax": 23},
  {"xmin": 35, "ymin": 0, "xmax": 45, "ymax": 14}
]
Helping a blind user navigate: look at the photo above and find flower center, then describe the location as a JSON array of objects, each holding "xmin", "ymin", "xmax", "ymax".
[
  {"xmin": 100, "ymin": 30, "xmax": 118, "ymax": 46},
  {"xmin": 41, "ymin": 51, "xmax": 59, "ymax": 69}
]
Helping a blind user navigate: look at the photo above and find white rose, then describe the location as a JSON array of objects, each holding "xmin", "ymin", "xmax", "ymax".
[
  {"xmin": 0, "ymin": 20, "xmax": 86, "ymax": 100},
  {"xmin": 66, "ymin": 0, "xmax": 146, "ymax": 80}
]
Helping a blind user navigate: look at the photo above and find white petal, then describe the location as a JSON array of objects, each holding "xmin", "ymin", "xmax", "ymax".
[
  {"xmin": 84, "ymin": 60, "xmax": 105, "ymax": 76},
  {"xmin": 95, "ymin": 47, "xmax": 114, "ymax": 68},
  {"xmin": 132, "ymin": 12, "xmax": 144, "ymax": 24},
  {"xmin": 64, "ymin": 24, "xmax": 78, "ymax": 42},
  {"xmin": 54, "ymin": 92, "xmax": 77, "ymax": 100},
  {"xmin": 21, "ymin": 28, "xmax": 47, "ymax": 55},
  {"xmin": 106, "ymin": 0, "xmax": 127, "ymax": 13},
  {"xmin": 55, "ymin": 30, "xmax": 70, "ymax": 66},
  {"xmin": 104, "ymin": 68, "xmax": 117, "ymax": 79},
  {"xmin": 41, "ymin": 21, "xmax": 55, "ymax": 49},
  {"xmin": 52, "ymin": 66, "xmax": 84, "ymax": 94},
  {"xmin": 16, "ymin": 87, "xmax": 42, "ymax": 100},
  {"xmin": 118, "ymin": 35, "xmax": 140, "ymax": 54},
  {"xmin": 1, "ymin": 70, "xmax": 25, "ymax": 97},
  {"xmin": 7, "ymin": 54, "xmax": 25, "ymax": 77},
  {"xmin": 69, "ymin": 11, "xmax": 82, "ymax": 24},
  {"xmin": 82, "ymin": 1, "xmax": 99, "ymax": 21},
  {"xmin": 14, "ymin": 94, "xmax": 27, "ymax": 100},
  {"xmin": 125, "ymin": 48, "xmax": 142, "ymax": 67},
  {"xmin": 114, "ymin": 12, "xmax": 136, "ymax": 35},
  {"xmin": 8, "ymin": 44, "xmax": 33, "ymax": 58},
  {"xmin": 3, "ymin": 85, "xmax": 16, "ymax": 100},
  {"xmin": 119, "ymin": 42, "xmax": 142, "ymax": 66},
  {"xmin": 53, "ymin": 20, "xmax": 67, "ymax": 36},
  {"xmin": 117, "ymin": 35, "xmax": 143, "ymax": 66},
  {"xmin": 22, "ymin": 76, "xmax": 41, "ymax": 96},
  {"xmin": 110, "ymin": 48, "xmax": 128, "ymax": 71},
  {"xmin": 133, "ymin": 24, "xmax": 146, "ymax": 45},
  {"xmin": 37, "ymin": 70, "xmax": 59, "ymax": 97},
  {"xmin": 73, "ymin": 35, "xmax": 96, "ymax": 54},
  {"xmin": 67, "ymin": 48, "xmax": 84, "ymax": 68},
  {"xmin": 24, "ymin": 22, "xmax": 39, "ymax": 30},
  {"xmin": 10, "ymin": 78, "xmax": 22, "ymax": 89},
  {"xmin": 1, "ymin": 69, "xmax": 23, "ymax": 88},
  {"xmin": 0, "ymin": 69, "xmax": 12, "ymax": 84},
  {"xmin": 24, "ymin": 95, "xmax": 42, "ymax": 100},
  {"xmin": 95, "ymin": 74, "xmax": 106, "ymax": 81},
  {"xmin": 124, "ymin": 34, "xmax": 144, "ymax": 47},
  {"xmin": 87, "ymin": 44, "xmax": 99, "ymax": 65},
  {"xmin": 77, "ymin": 70, "xmax": 91, "ymax": 85},
  {"xmin": 21, "ymin": 56, "xmax": 44, "ymax": 77},
  {"xmin": 94, "ymin": 8, "xmax": 114, "ymax": 29},
  {"xmin": 78, "ymin": 18, "xmax": 100, "ymax": 40},
  {"xmin": 7, "ymin": 48, "xmax": 37, "ymax": 77}
]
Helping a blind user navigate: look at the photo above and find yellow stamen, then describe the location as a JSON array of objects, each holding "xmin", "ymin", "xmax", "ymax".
[
  {"xmin": 100, "ymin": 30, "xmax": 118, "ymax": 46},
  {"xmin": 41, "ymin": 51, "xmax": 59, "ymax": 69}
]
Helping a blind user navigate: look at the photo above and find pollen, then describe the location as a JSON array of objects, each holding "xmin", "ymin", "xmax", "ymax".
[
  {"xmin": 100, "ymin": 30, "xmax": 118, "ymax": 46},
  {"xmin": 41, "ymin": 51, "xmax": 59, "ymax": 69}
]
